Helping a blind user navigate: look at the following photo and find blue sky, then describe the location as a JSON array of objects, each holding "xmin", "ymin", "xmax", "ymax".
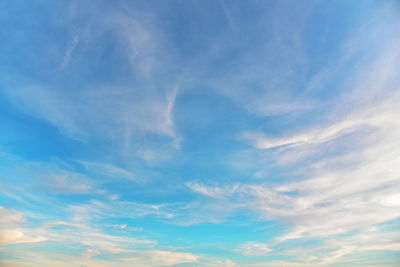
[{"xmin": 1, "ymin": 0, "xmax": 400, "ymax": 266}]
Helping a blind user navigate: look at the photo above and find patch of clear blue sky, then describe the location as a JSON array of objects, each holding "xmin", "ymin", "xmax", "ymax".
[{"xmin": 1, "ymin": 0, "xmax": 400, "ymax": 266}]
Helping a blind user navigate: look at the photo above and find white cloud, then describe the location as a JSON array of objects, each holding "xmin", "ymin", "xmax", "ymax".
[
  {"xmin": 237, "ymin": 242, "xmax": 272, "ymax": 256},
  {"xmin": 60, "ymin": 33, "xmax": 79, "ymax": 70},
  {"xmin": 205, "ymin": 259, "xmax": 236, "ymax": 266},
  {"xmin": 0, "ymin": 207, "xmax": 47, "ymax": 246},
  {"xmin": 2, "ymin": 2, "xmax": 181, "ymax": 157},
  {"xmin": 208, "ymin": 2, "xmax": 313, "ymax": 117},
  {"xmin": 308, "ymin": 228, "xmax": 400, "ymax": 264},
  {"xmin": 5, "ymin": 84, "xmax": 179, "ymax": 145},
  {"xmin": 232, "ymin": 228, "xmax": 400, "ymax": 266},
  {"xmin": 122, "ymin": 250, "xmax": 198, "ymax": 266},
  {"xmin": 186, "ymin": 182, "xmax": 239, "ymax": 199},
  {"xmin": 81, "ymin": 249, "xmax": 100, "ymax": 258},
  {"xmin": 0, "ymin": 229, "xmax": 47, "ymax": 246},
  {"xmin": 242, "ymin": 89, "xmax": 400, "ymax": 151},
  {"xmin": 187, "ymin": 90, "xmax": 400, "ymax": 260},
  {"xmin": 241, "ymin": 116, "xmax": 366, "ymax": 150},
  {"xmin": 0, "ymin": 207, "xmax": 25, "ymax": 226},
  {"xmin": 2, "ymin": 248, "xmax": 198, "ymax": 267},
  {"xmin": 0, "ymin": 208, "xmax": 160, "ymax": 265},
  {"xmin": 222, "ymin": 19, "xmax": 400, "ymax": 243},
  {"xmin": 0, "ymin": 207, "xmax": 198, "ymax": 266},
  {"xmin": 380, "ymin": 194, "xmax": 400, "ymax": 207},
  {"xmin": 76, "ymin": 160, "xmax": 136, "ymax": 181},
  {"xmin": 47, "ymin": 173, "xmax": 90, "ymax": 193},
  {"xmin": 0, "ymin": 157, "xmax": 93, "ymax": 195},
  {"xmin": 67, "ymin": 199, "xmax": 172, "ymax": 224}
]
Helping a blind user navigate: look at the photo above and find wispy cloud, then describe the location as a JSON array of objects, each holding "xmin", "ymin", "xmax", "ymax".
[
  {"xmin": 186, "ymin": 86, "xmax": 400, "ymax": 260},
  {"xmin": 76, "ymin": 160, "xmax": 136, "ymax": 181},
  {"xmin": 59, "ymin": 32, "xmax": 79, "ymax": 70},
  {"xmin": 2, "ymin": 1, "xmax": 400, "ymax": 266},
  {"xmin": 237, "ymin": 242, "xmax": 272, "ymax": 256},
  {"xmin": 219, "ymin": 0, "xmax": 236, "ymax": 32},
  {"xmin": 0, "ymin": 206, "xmax": 198, "ymax": 266},
  {"xmin": 2, "ymin": 1, "xmax": 182, "ymax": 159},
  {"xmin": 0, "ymin": 207, "xmax": 47, "ymax": 245},
  {"xmin": 121, "ymin": 250, "xmax": 198, "ymax": 266},
  {"xmin": 0, "ymin": 156, "xmax": 94, "ymax": 196},
  {"xmin": 242, "ymin": 93, "xmax": 400, "ymax": 151}
]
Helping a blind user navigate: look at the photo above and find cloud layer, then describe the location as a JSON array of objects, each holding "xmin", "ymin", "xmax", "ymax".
[{"xmin": 1, "ymin": 0, "xmax": 400, "ymax": 266}]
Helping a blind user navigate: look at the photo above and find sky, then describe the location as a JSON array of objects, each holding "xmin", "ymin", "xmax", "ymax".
[{"xmin": 1, "ymin": 0, "xmax": 400, "ymax": 266}]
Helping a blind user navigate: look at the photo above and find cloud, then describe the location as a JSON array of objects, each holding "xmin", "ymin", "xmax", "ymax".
[
  {"xmin": 185, "ymin": 83, "xmax": 400, "ymax": 264},
  {"xmin": 242, "ymin": 41, "xmax": 400, "ymax": 152},
  {"xmin": 219, "ymin": 0, "xmax": 235, "ymax": 31},
  {"xmin": 2, "ymin": 1, "xmax": 400, "ymax": 266},
  {"xmin": 43, "ymin": 221, "xmax": 86, "ymax": 229},
  {"xmin": 186, "ymin": 181, "xmax": 239, "ymax": 199},
  {"xmin": 2, "ymin": 249, "xmax": 199, "ymax": 267},
  {"xmin": 186, "ymin": 89, "xmax": 400, "ymax": 259},
  {"xmin": 241, "ymin": 115, "xmax": 367, "ymax": 150},
  {"xmin": 121, "ymin": 250, "xmax": 199, "ymax": 266},
  {"xmin": 2, "ymin": 1, "xmax": 181, "ymax": 157},
  {"xmin": 0, "ymin": 229, "xmax": 47, "ymax": 246},
  {"xmin": 0, "ymin": 207, "xmax": 25, "ymax": 226},
  {"xmin": 65, "ymin": 198, "xmax": 177, "ymax": 226},
  {"xmin": 60, "ymin": 33, "xmax": 79, "ymax": 70},
  {"xmin": 220, "ymin": 16, "xmax": 400, "ymax": 245},
  {"xmin": 202, "ymin": 1, "xmax": 315, "ymax": 117},
  {"xmin": 81, "ymin": 249, "xmax": 100, "ymax": 258},
  {"xmin": 204, "ymin": 1, "xmax": 400, "ymax": 121},
  {"xmin": 0, "ymin": 207, "xmax": 198, "ymax": 266},
  {"xmin": 281, "ymin": 227, "xmax": 400, "ymax": 265},
  {"xmin": 0, "ymin": 207, "xmax": 47, "ymax": 246},
  {"xmin": 5, "ymin": 84, "xmax": 179, "ymax": 145},
  {"xmin": 0, "ymin": 207, "xmax": 161, "ymax": 264},
  {"xmin": 47, "ymin": 173, "xmax": 91, "ymax": 193},
  {"xmin": 205, "ymin": 259, "xmax": 236, "ymax": 266},
  {"xmin": 76, "ymin": 160, "xmax": 136, "ymax": 181},
  {"xmin": 237, "ymin": 242, "xmax": 272, "ymax": 256},
  {"xmin": 0, "ymin": 156, "xmax": 93, "ymax": 195},
  {"xmin": 380, "ymin": 194, "xmax": 400, "ymax": 207}
]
